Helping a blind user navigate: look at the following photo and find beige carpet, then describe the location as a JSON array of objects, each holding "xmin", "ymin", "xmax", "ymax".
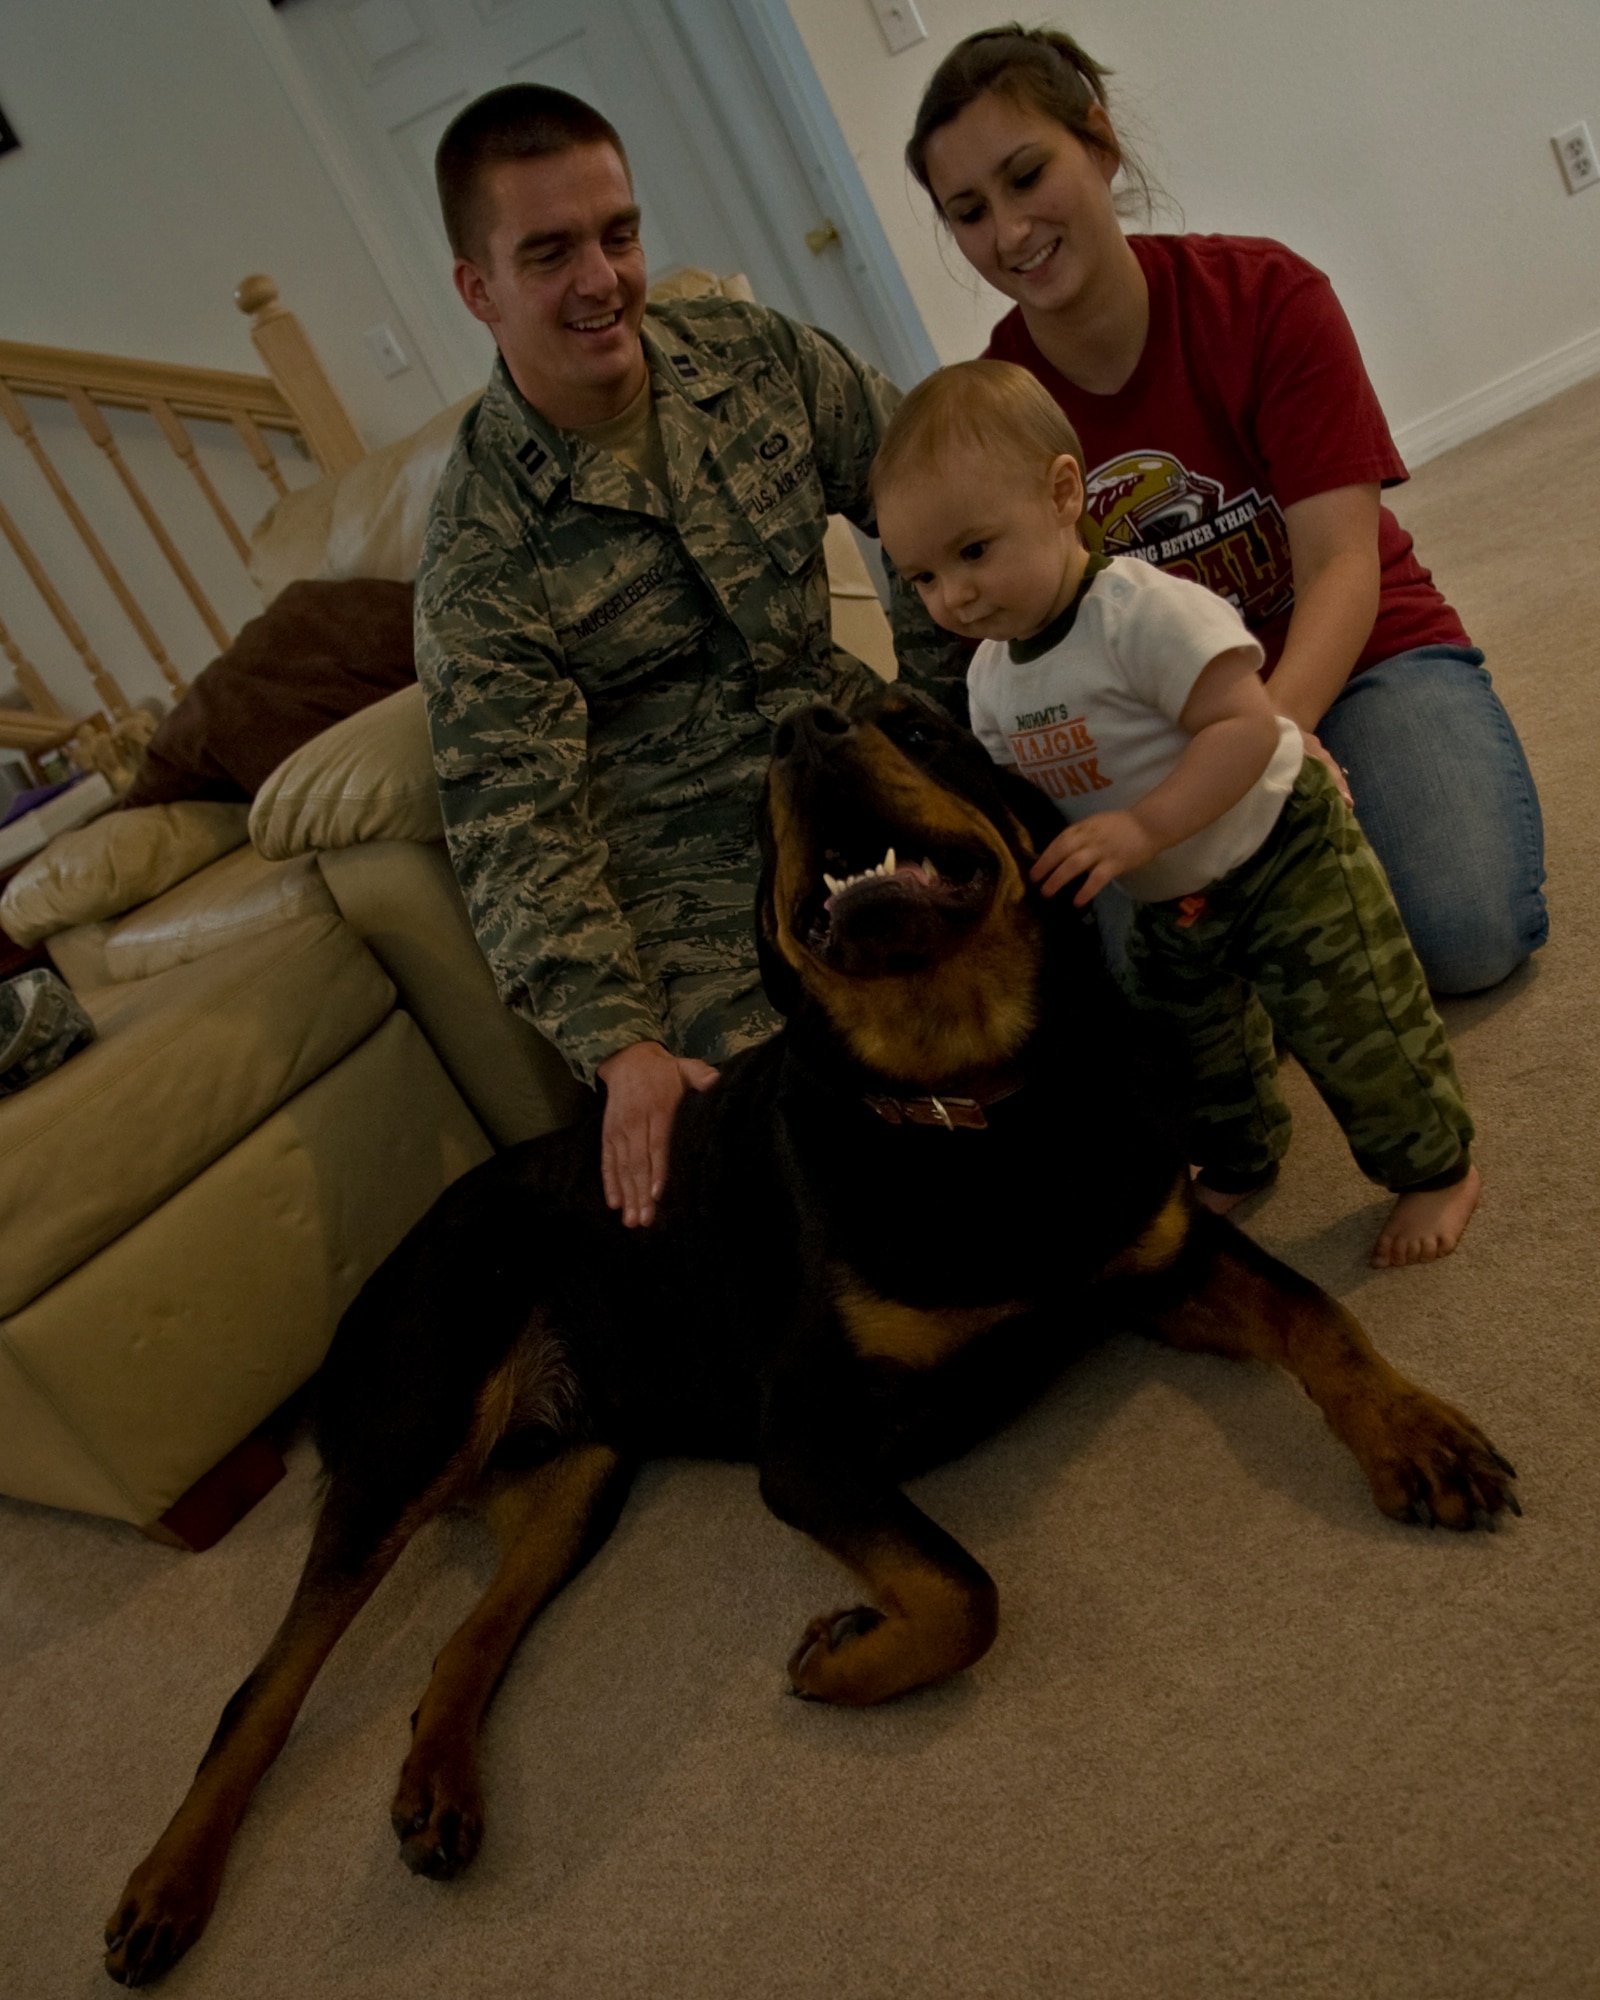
[{"xmin": 4, "ymin": 378, "xmax": 1599, "ymax": 2000}]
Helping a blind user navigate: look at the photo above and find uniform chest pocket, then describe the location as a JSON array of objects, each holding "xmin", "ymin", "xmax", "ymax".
[
  {"xmin": 718, "ymin": 405, "xmax": 829, "ymax": 578},
  {"xmin": 547, "ymin": 543, "xmax": 712, "ymax": 698},
  {"xmin": 746, "ymin": 442, "xmax": 828, "ymax": 580}
]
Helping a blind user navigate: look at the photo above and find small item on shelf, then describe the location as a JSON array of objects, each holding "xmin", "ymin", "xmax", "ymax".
[
  {"xmin": 0, "ymin": 758, "xmax": 29, "ymax": 815},
  {"xmin": 0, "ymin": 772, "xmax": 114, "ymax": 872},
  {"xmin": 1, "ymin": 774, "xmax": 85, "ymax": 830}
]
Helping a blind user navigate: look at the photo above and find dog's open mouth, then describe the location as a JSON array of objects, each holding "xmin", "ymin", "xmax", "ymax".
[{"xmin": 796, "ymin": 812, "xmax": 997, "ymax": 970}]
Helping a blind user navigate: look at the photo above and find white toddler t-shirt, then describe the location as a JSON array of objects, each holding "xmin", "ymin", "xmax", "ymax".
[{"xmin": 968, "ymin": 555, "xmax": 1304, "ymax": 902}]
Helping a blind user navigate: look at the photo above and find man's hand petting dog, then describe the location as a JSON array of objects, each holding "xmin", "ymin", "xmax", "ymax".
[{"xmin": 597, "ymin": 1039, "xmax": 720, "ymax": 1227}]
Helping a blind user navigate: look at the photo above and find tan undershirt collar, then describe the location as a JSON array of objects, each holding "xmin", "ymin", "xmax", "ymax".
[{"xmin": 568, "ymin": 374, "xmax": 670, "ymax": 497}]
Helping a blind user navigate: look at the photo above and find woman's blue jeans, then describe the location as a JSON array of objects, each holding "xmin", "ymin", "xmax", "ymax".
[
  {"xmin": 1094, "ymin": 646, "xmax": 1547, "ymax": 996},
  {"xmin": 1316, "ymin": 647, "xmax": 1547, "ymax": 994}
]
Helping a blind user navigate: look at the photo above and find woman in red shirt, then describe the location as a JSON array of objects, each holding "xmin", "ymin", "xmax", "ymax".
[{"xmin": 905, "ymin": 25, "xmax": 1546, "ymax": 995}]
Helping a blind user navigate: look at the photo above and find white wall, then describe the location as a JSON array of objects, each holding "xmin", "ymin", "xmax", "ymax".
[
  {"xmin": 787, "ymin": 0, "xmax": 1600, "ymax": 457},
  {"xmin": 0, "ymin": 0, "xmax": 446, "ymax": 449},
  {"xmin": 0, "ymin": 0, "xmax": 466, "ymax": 709}
]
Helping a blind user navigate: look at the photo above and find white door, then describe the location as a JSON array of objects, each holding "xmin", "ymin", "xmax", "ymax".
[{"xmin": 272, "ymin": 0, "xmax": 928, "ymax": 400}]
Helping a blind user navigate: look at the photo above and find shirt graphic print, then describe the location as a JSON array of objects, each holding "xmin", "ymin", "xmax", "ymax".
[
  {"xmin": 1005, "ymin": 703, "xmax": 1115, "ymax": 805},
  {"xmin": 1083, "ymin": 452, "xmax": 1293, "ymax": 630}
]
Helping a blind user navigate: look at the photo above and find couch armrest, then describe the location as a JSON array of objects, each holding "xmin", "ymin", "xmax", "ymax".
[
  {"xmin": 317, "ymin": 839, "xmax": 589, "ymax": 1147},
  {"xmin": 250, "ymin": 682, "xmax": 442, "ymax": 860},
  {"xmin": 0, "ymin": 801, "xmax": 250, "ymax": 947}
]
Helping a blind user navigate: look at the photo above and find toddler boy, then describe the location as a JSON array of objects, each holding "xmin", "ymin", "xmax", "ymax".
[{"xmin": 871, "ymin": 360, "xmax": 1478, "ymax": 1267}]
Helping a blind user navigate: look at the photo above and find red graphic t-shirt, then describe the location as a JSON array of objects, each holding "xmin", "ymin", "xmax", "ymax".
[{"xmin": 984, "ymin": 235, "xmax": 1472, "ymax": 674}]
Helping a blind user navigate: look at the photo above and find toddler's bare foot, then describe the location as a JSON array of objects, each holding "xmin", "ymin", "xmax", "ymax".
[{"xmin": 1372, "ymin": 1166, "xmax": 1481, "ymax": 1269}]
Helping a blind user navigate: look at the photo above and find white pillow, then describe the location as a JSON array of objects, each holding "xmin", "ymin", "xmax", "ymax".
[{"xmin": 249, "ymin": 394, "xmax": 478, "ymax": 603}]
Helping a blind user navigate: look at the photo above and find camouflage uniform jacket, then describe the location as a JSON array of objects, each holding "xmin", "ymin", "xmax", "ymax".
[{"xmin": 416, "ymin": 296, "xmax": 968, "ymax": 1084}]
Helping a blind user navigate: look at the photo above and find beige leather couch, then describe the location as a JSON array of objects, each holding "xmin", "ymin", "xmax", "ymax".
[
  {"xmin": 0, "ymin": 287, "xmax": 896, "ymax": 1538},
  {"xmin": 0, "ymin": 810, "xmax": 490, "ymax": 1536}
]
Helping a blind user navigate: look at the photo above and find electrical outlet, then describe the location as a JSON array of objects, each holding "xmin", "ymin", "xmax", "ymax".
[
  {"xmin": 363, "ymin": 323, "xmax": 412, "ymax": 379},
  {"xmin": 870, "ymin": 0, "xmax": 926, "ymax": 57},
  {"xmin": 1552, "ymin": 121, "xmax": 1599, "ymax": 195}
]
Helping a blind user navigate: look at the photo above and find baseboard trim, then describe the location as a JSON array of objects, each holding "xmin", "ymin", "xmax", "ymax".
[{"xmin": 1393, "ymin": 324, "xmax": 1600, "ymax": 467}]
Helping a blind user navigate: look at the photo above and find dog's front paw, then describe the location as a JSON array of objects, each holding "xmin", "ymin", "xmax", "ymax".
[
  {"xmin": 1359, "ymin": 1388, "xmax": 1520, "ymax": 1530},
  {"xmin": 786, "ymin": 1569, "xmax": 997, "ymax": 1705},
  {"xmin": 787, "ymin": 1605, "xmax": 886, "ymax": 1701},
  {"xmin": 104, "ymin": 1846, "xmax": 223, "ymax": 1987},
  {"xmin": 390, "ymin": 1740, "xmax": 485, "ymax": 1879}
]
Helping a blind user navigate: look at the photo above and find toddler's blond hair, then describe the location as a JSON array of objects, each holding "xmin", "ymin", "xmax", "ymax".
[{"xmin": 870, "ymin": 359, "xmax": 1084, "ymax": 504}]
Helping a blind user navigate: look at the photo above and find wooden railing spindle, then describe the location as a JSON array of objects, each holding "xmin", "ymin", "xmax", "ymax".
[
  {"xmin": 0, "ymin": 489, "xmax": 131, "ymax": 717},
  {"xmin": 149, "ymin": 398, "xmax": 252, "ymax": 564},
  {"xmin": 0, "ymin": 377, "xmax": 181, "ymax": 701},
  {"xmin": 68, "ymin": 386, "xmax": 226, "ymax": 661},
  {"xmin": 229, "ymin": 410, "xmax": 289, "ymax": 498},
  {"xmin": 0, "ymin": 610, "xmax": 64, "ymax": 716}
]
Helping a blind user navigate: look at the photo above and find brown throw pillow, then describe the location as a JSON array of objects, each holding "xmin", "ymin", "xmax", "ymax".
[{"xmin": 121, "ymin": 579, "xmax": 416, "ymax": 808}]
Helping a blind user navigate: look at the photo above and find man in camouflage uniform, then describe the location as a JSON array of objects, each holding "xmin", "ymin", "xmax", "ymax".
[{"xmin": 416, "ymin": 84, "xmax": 964, "ymax": 1224}]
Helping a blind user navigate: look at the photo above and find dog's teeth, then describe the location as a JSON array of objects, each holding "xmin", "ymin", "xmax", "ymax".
[
  {"xmin": 883, "ymin": 847, "xmax": 896, "ymax": 876},
  {"xmin": 824, "ymin": 873, "xmax": 841, "ymax": 894},
  {"xmin": 923, "ymin": 856, "xmax": 939, "ymax": 881}
]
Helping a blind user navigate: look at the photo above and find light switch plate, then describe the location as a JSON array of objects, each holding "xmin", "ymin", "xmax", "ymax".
[
  {"xmin": 363, "ymin": 323, "xmax": 412, "ymax": 379},
  {"xmin": 870, "ymin": 0, "xmax": 926, "ymax": 57}
]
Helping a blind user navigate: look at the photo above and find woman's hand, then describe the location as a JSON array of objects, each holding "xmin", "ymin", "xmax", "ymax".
[
  {"xmin": 1298, "ymin": 725, "xmax": 1354, "ymax": 808},
  {"xmin": 1030, "ymin": 811, "xmax": 1158, "ymax": 904},
  {"xmin": 596, "ymin": 1040, "xmax": 720, "ymax": 1228}
]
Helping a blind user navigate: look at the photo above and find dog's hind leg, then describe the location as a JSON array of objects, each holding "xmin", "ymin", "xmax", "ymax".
[
  {"xmin": 103, "ymin": 1478, "xmax": 441, "ymax": 1988},
  {"xmin": 1147, "ymin": 1210, "xmax": 1519, "ymax": 1529},
  {"xmin": 390, "ymin": 1442, "xmax": 630, "ymax": 1878}
]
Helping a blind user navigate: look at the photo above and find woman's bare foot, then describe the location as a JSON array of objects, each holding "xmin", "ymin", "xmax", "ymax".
[
  {"xmin": 1190, "ymin": 1166, "xmax": 1278, "ymax": 1218},
  {"xmin": 1192, "ymin": 1181, "xmax": 1250, "ymax": 1216},
  {"xmin": 1372, "ymin": 1165, "xmax": 1481, "ymax": 1269}
]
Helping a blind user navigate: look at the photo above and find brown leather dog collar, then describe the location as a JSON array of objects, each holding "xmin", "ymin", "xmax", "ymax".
[{"xmin": 863, "ymin": 1077, "xmax": 1025, "ymax": 1131}]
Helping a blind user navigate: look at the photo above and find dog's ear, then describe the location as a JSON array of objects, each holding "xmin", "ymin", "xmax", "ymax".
[{"xmin": 754, "ymin": 782, "xmax": 802, "ymax": 1019}]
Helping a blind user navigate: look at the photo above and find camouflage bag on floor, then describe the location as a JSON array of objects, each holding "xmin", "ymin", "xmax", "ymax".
[{"xmin": 0, "ymin": 969, "xmax": 96, "ymax": 1098}]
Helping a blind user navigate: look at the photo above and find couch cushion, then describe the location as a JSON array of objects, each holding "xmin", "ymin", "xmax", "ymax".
[
  {"xmin": 103, "ymin": 847, "xmax": 338, "ymax": 981},
  {"xmin": 0, "ymin": 911, "xmax": 394, "ymax": 1316},
  {"xmin": 250, "ymin": 681, "xmax": 442, "ymax": 858},
  {"xmin": 249, "ymin": 395, "xmax": 477, "ymax": 602},
  {"xmin": 45, "ymin": 921, "xmax": 118, "ymax": 994},
  {"xmin": 0, "ymin": 800, "xmax": 250, "ymax": 946},
  {"xmin": 121, "ymin": 579, "xmax": 417, "ymax": 810}
]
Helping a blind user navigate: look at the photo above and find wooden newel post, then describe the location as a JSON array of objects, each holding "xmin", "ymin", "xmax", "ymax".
[{"xmin": 234, "ymin": 275, "xmax": 367, "ymax": 476}]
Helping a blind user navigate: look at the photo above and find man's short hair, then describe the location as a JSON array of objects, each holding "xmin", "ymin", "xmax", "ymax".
[
  {"xmin": 871, "ymin": 359, "xmax": 1084, "ymax": 500},
  {"xmin": 435, "ymin": 84, "xmax": 630, "ymax": 263}
]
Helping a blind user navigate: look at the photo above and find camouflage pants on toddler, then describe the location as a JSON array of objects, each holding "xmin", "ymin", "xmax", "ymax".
[{"xmin": 1122, "ymin": 759, "xmax": 1473, "ymax": 1194}]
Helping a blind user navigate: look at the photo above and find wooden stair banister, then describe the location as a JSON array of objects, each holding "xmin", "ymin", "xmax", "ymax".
[{"xmin": 234, "ymin": 275, "xmax": 367, "ymax": 476}]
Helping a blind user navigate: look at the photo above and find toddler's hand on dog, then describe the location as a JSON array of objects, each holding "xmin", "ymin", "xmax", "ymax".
[
  {"xmin": 597, "ymin": 1041, "xmax": 719, "ymax": 1227},
  {"xmin": 1030, "ymin": 812, "xmax": 1157, "ymax": 905}
]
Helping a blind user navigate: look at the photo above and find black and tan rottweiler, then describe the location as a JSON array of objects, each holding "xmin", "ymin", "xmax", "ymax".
[{"xmin": 104, "ymin": 687, "xmax": 1517, "ymax": 1985}]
